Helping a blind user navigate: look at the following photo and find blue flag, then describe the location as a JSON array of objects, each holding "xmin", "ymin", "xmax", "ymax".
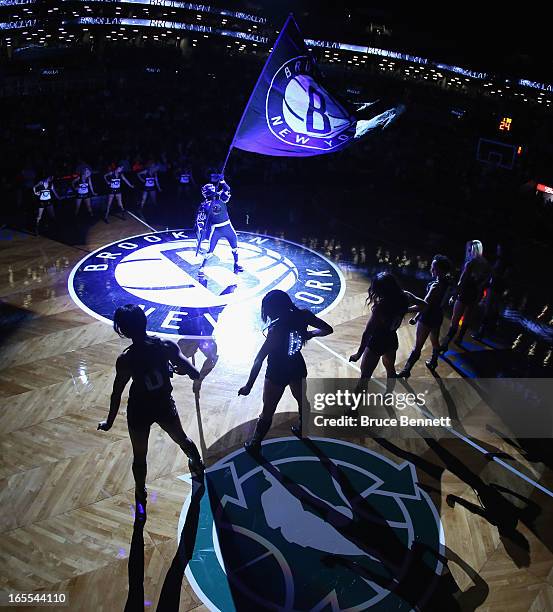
[{"xmin": 232, "ymin": 15, "xmax": 403, "ymax": 157}]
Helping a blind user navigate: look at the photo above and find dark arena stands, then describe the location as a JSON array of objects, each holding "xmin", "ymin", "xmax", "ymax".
[{"xmin": 0, "ymin": 3, "xmax": 552, "ymax": 611}]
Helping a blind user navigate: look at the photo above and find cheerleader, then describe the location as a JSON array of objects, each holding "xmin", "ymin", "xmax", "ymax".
[
  {"xmin": 398, "ymin": 255, "xmax": 452, "ymax": 377},
  {"xmin": 439, "ymin": 240, "xmax": 492, "ymax": 352},
  {"xmin": 137, "ymin": 163, "xmax": 161, "ymax": 213},
  {"xmin": 175, "ymin": 157, "xmax": 194, "ymax": 204},
  {"xmin": 239, "ymin": 290, "xmax": 333, "ymax": 451},
  {"xmin": 349, "ymin": 273, "xmax": 423, "ymax": 385},
  {"xmin": 73, "ymin": 167, "xmax": 97, "ymax": 217},
  {"xmin": 103, "ymin": 165, "xmax": 134, "ymax": 223},
  {"xmin": 473, "ymin": 243, "xmax": 512, "ymax": 340},
  {"xmin": 98, "ymin": 305, "xmax": 204, "ymax": 521},
  {"xmin": 32, "ymin": 175, "xmax": 60, "ymax": 234}
]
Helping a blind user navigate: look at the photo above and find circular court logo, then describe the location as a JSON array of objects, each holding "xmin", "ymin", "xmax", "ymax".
[
  {"xmin": 179, "ymin": 438, "xmax": 443, "ymax": 611},
  {"xmin": 68, "ymin": 230, "xmax": 344, "ymax": 338}
]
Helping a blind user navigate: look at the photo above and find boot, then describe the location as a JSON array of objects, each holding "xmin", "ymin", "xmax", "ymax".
[
  {"xmin": 398, "ymin": 348, "xmax": 421, "ymax": 378},
  {"xmin": 232, "ymin": 249, "xmax": 244, "ymax": 274},
  {"xmin": 397, "ymin": 364, "xmax": 412, "ymax": 378},
  {"xmin": 397, "ymin": 356, "xmax": 416, "ymax": 378},
  {"xmin": 439, "ymin": 323, "xmax": 458, "ymax": 353},
  {"xmin": 290, "ymin": 415, "xmax": 302, "ymax": 438},
  {"xmin": 244, "ymin": 417, "xmax": 272, "ymax": 453},
  {"xmin": 186, "ymin": 444, "xmax": 205, "ymax": 478},
  {"xmin": 188, "ymin": 457, "xmax": 205, "ymax": 478},
  {"xmin": 425, "ymin": 349, "xmax": 440, "ymax": 371},
  {"xmin": 385, "ymin": 376, "xmax": 397, "ymax": 394},
  {"xmin": 439, "ymin": 331, "xmax": 454, "ymax": 354},
  {"xmin": 181, "ymin": 438, "xmax": 204, "ymax": 478}
]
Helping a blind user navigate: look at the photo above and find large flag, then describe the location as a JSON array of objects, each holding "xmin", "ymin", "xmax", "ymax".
[{"xmin": 231, "ymin": 14, "xmax": 404, "ymax": 158}]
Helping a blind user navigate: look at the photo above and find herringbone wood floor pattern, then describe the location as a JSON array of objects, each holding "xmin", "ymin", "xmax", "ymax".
[{"xmin": 0, "ymin": 221, "xmax": 551, "ymax": 611}]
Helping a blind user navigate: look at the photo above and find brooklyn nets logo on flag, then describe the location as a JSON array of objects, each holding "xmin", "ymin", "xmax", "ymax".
[
  {"xmin": 231, "ymin": 15, "xmax": 402, "ymax": 158},
  {"xmin": 266, "ymin": 55, "xmax": 356, "ymax": 152}
]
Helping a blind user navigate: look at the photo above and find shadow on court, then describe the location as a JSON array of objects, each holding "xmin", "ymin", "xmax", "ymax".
[
  {"xmin": 396, "ymin": 378, "xmax": 549, "ymax": 566},
  {"xmin": 197, "ymin": 422, "xmax": 487, "ymax": 611},
  {"xmin": 124, "ymin": 477, "xmax": 205, "ymax": 612}
]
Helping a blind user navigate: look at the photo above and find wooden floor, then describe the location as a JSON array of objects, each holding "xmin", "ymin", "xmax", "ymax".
[{"xmin": 0, "ymin": 219, "xmax": 552, "ymax": 611}]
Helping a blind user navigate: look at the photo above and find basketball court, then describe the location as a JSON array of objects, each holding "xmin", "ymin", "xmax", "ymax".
[{"xmin": 1, "ymin": 217, "xmax": 552, "ymax": 611}]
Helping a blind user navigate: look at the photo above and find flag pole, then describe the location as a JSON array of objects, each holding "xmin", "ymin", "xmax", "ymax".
[{"xmin": 219, "ymin": 13, "xmax": 295, "ymax": 175}]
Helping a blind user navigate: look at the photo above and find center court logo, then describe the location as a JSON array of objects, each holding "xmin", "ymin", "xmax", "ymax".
[
  {"xmin": 68, "ymin": 230, "xmax": 345, "ymax": 338},
  {"xmin": 178, "ymin": 438, "xmax": 444, "ymax": 611},
  {"xmin": 266, "ymin": 56, "xmax": 357, "ymax": 152}
]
